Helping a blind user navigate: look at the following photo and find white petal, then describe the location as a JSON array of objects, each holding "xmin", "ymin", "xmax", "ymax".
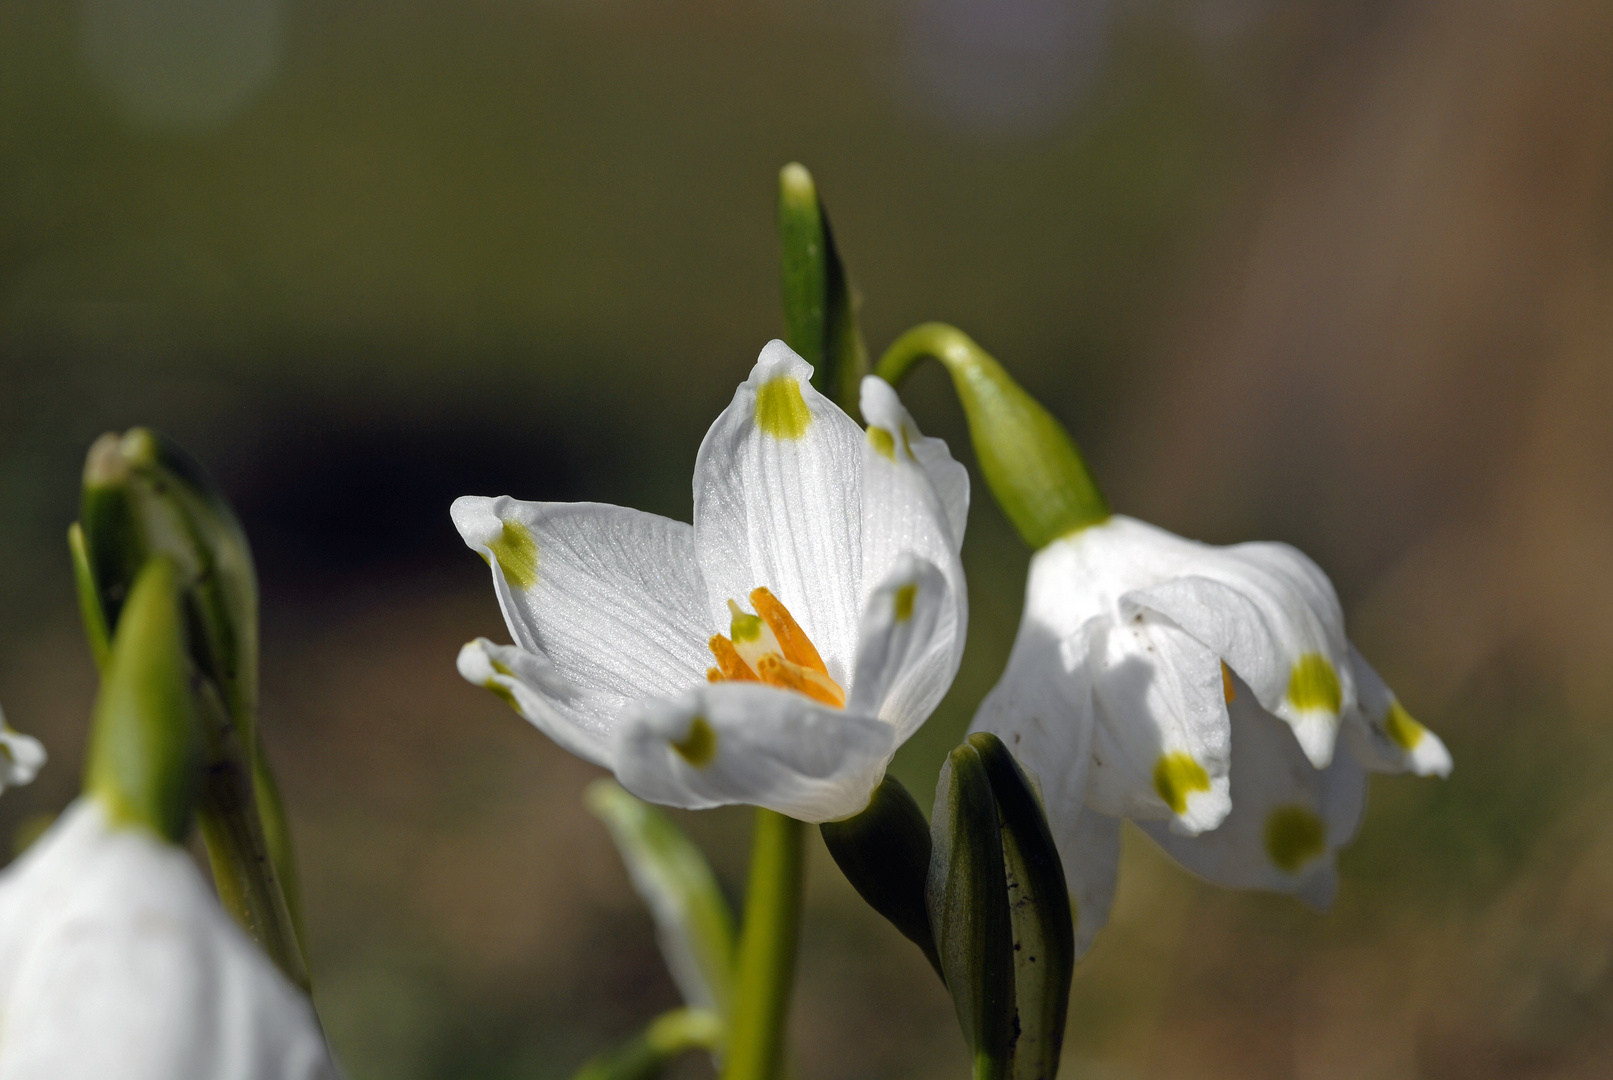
[
  {"xmin": 0, "ymin": 711, "xmax": 46, "ymax": 792},
  {"xmin": 1123, "ymin": 540, "xmax": 1354, "ymax": 768},
  {"xmin": 859, "ymin": 374, "xmax": 969, "ymax": 551},
  {"xmin": 1085, "ymin": 613, "xmax": 1232, "ymax": 836},
  {"xmin": 0, "ymin": 800, "xmax": 336, "ymax": 1080},
  {"xmin": 847, "ymin": 557, "xmax": 960, "ymax": 745},
  {"xmin": 452, "ymin": 496, "xmax": 712, "ymax": 716},
  {"xmin": 968, "ymin": 618, "xmax": 1094, "ymax": 847},
  {"xmin": 1138, "ymin": 675, "xmax": 1369, "ymax": 910},
  {"xmin": 613, "ymin": 682, "xmax": 896, "ymax": 823},
  {"xmin": 457, "ymin": 638, "xmax": 616, "ymax": 768},
  {"xmin": 1340, "ymin": 645, "xmax": 1453, "ymax": 777},
  {"xmin": 1058, "ymin": 806, "xmax": 1121, "ymax": 959},
  {"xmin": 692, "ymin": 341, "xmax": 866, "ymax": 687}
]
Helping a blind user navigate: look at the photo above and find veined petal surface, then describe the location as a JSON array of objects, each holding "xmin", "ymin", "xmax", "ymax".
[
  {"xmin": 693, "ymin": 341, "xmax": 865, "ymax": 688},
  {"xmin": 1139, "ymin": 673, "xmax": 1367, "ymax": 909},
  {"xmin": 1057, "ymin": 805, "xmax": 1121, "ymax": 959},
  {"xmin": 0, "ymin": 799, "xmax": 335, "ymax": 1080},
  {"xmin": 847, "ymin": 555, "xmax": 956, "ymax": 742},
  {"xmin": 457, "ymin": 638, "xmax": 615, "ymax": 768},
  {"xmin": 452, "ymin": 497, "xmax": 711, "ymax": 732},
  {"xmin": 614, "ymin": 682, "xmax": 896, "ymax": 822},
  {"xmin": 1341, "ymin": 645, "xmax": 1453, "ymax": 777}
]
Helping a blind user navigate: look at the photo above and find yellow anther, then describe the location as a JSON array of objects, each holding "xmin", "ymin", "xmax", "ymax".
[
  {"xmin": 750, "ymin": 587, "xmax": 830, "ymax": 677},
  {"xmin": 1221, "ymin": 662, "xmax": 1235, "ymax": 704},
  {"xmin": 755, "ymin": 654, "xmax": 846, "ymax": 708},
  {"xmin": 708, "ymin": 589, "xmax": 844, "ymax": 707},
  {"xmin": 709, "ymin": 635, "xmax": 760, "ymax": 682}
]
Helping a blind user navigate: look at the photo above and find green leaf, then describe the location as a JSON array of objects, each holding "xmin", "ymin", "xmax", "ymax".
[
  {"xmin": 928, "ymin": 743, "xmax": 1015, "ymax": 1080},
  {"xmin": 969, "ymin": 733, "xmax": 1075, "ymax": 1080},
  {"xmin": 68, "ymin": 521, "xmax": 111, "ymax": 670},
  {"xmin": 820, "ymin": 776, "xmax": 942, "ymax": 979},
  {"xmin": 84, "ymin": 557, "xmax": 199, "ymax": 843},
  {"xmin": 571, "ymin": 1008, "xmax": 723, "ymax": 1080},
  {"xmin": 778, "ymin": 162, "xmax": 868, "ymax": 414},
  {"xmin": 586, "ymin": 780, "xmax": 739, "ymax": 1019},
  {"xmin": 875, "ymin": 323, "xmax": 1108, "ymax": 547}
]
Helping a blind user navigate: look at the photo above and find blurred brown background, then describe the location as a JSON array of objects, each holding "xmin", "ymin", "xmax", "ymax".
[{"xmin": 3, "ymin": 1, "xmax": 1612, "ymax": 1077}]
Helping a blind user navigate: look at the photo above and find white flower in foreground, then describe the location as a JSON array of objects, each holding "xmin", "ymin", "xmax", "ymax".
[
  {"xmin": 0, "ymin": 701, "xmax": 46, "ymax": 795},
  {"xmin": 971, "ymin": 515, "xmax": 1451, "ymax": 952},
  {"xmin": 454, "ymin": 341, "xmax": 968, "ymax": 822},
  {"xmin": 0, "ymin": 798, "xmax": 335, "ymax": 1080}
]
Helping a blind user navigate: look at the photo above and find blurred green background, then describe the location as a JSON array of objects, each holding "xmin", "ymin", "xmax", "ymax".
[{"xmin": 4, "ymin": 0, "xmax": 1613, "ymax": 1076}]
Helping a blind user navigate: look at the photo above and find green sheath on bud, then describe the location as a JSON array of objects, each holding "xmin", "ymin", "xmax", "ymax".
[
  {"xmin": 779, "ymin": 162, "xmax": 868, "ymax": 413},
  {"xmin": 821, "ymin": 776, "xmax": 942, "ymax": 979},
  {"xmin": 968, "ymin": 733, "xmax": 1075, "ymax": 1080},
  {"xmin": 85, "ymin": 557, "xmax": 199, "ymax": 843},
  {"xmin": 876, "ymin": 323, "xmax": 1108, "ymax": 547},
  {"xmin": 929, "ymin": 743, "xmax": 1016, "ymax": 1080}
]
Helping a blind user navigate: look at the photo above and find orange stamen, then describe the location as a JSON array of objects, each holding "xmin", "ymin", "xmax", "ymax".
[
  {"xmin": 1221, "ymin": 662, "xmax": 1235, "ymax": 704},
  {"xmin": 750, "ymin": 587, "xmax": 830, "ymax": 677},
  {"xmin": 708, "ymin": 635, "xmax": 759, "ymax": 682},
  {"xmin": 755, "ymin": 654, "xmax": 846, "ymax": 708}
]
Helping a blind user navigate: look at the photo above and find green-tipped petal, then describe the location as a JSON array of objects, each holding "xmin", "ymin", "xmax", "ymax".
[
  {"xmin": 779, "ymin": 162, "xmax": 867, "ymax": 413},
  {"xmin": 929, "ymin": 743, "xmax": 1015, "ymax": 1080},
  {"xmin": 820, "ymin": 776, "xmax": 942, "ymax": 979},
  {"xmin": 84, "ymin": 557, "xmax": 199, "ymax": 844},
  {"xmin": 968, "ymin": 733, "xmax": 1075, "ymax": 1080},
  {"xmin": 876, "ymin": 324, "xmax": 1107, "ymax": 547},
  {"xmin": 586, "ymin": 780, "xmax": 738, "ymax": 1019}
]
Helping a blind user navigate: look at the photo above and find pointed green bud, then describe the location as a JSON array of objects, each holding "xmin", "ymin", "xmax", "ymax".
[
  {"xmin": 84, "ymin": 557, "xmax": 200, "ymax": 844},
  {"xmin": 779, "ymin": 162, "xmax": 868, "ymax": 413},
  {"xmin": 587, "ymin": 780, "xmax": 738, "ymax": 1020},
  {"xmin": 876, "ymin": 324, "xmax": 1108, "ymax": 547},
  {"xmin": 968, "ymin": 733, "xmax": 1075, "ymax": 1080},
  {"xmin": 929, "ymin": 743, "xmax": 1015, "ymax": 1080},
  {"xmin": 80, "ymin": 428, "xmax": 259, "ymax": 740},
  {"xmin": 820, "ymin": 776, "xmax": 942, "ymax": 979}
]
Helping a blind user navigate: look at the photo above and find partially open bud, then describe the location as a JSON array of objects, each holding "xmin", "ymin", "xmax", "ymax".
[{"xmin": 876, "ymin": 323, "xmax": 1108, "ymax": 548}]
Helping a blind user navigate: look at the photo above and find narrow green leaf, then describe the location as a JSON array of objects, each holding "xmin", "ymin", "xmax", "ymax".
[
  {"xmin": 820, "ymin": 776, "xmax": 942, "ymax": 979},
  {"xmin": 571, "ymin": 1008, "xmax": 723, "ymax": 1080},
  {"xmin": 969, "ymin": 733, "xmax": 1075, "ymax": 1080},
  {"xmin": 84, "ymin": 557, "xmax": 199, "ymax": 843},
  {"xmin": 68, "ymin": 521, "xmax": 111, "ymax": 670},
  {"xmin": 778, "ymin": 162, "xmax": 867, "ymax": 413},
  {"xmin": 586, "ymin": 780, "xmax": 739, "ymax": 1018},
  {"xmin": 929, "ymin": 744, "xmax": 1015, "ymax": 1080}
]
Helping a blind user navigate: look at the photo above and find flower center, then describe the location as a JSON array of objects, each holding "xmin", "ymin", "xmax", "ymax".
[{"xmin": 707, "ymin": 587, "xmax": 845, "ymax": 708}]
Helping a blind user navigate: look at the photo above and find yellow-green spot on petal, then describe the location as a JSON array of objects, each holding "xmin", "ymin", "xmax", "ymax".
[
  {"xmin": 868, "ymin": 426, "xmax": 896, "ymax": 460},
  {"xmin": 1286, "ymin": 653, "xmax": 1342, "ymax": 714},
  {"xmin": 1264, "ymin": 804, "xmax": 1327, "ymax": 873},
  {"xmin": 1153, "ymin": 752, "xmax": 1211, "ymax": 815},
  {"xmin": 728, "ymin": 599, "xmax": 763, "ymax": 643},
  {"xmin": 672, "ymin": 715, "xmax": 717, "ymax": 767},
  {"xmin": 755, "ymin": 376, "xmax": 812, "ymax": 440},
  {"xmin": 1384, "ymin": 700, "xmax": 1427, "ymax": 751},
  {"xmin": 488, "ymin": 520, "xmax": 539, "ymax": 589},
  {"xmin": 894, "ymin": 583, "xmax": 917, "ymax": 622},
  {"xmin": 483, "ymin": 679, "xmax": 520, "ymax": 712},
  {"xmin": 490, "ymin": 659, "xmax": 515, "ymax": 678}
]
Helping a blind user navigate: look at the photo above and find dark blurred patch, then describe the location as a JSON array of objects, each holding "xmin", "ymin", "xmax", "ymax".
[{"xmin": 224, "ymin": 408, "xmax": 579, "ymax": 595}]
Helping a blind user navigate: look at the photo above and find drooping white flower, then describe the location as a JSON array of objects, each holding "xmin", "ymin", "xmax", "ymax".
[
  {"xmin": 971, "ymin": 515, "xmax": 1451, "ymax": 952},
  {"xmin": 0, "ymin": 798, "xmax": 336, "ymax": 1080},
  {"xmin": 454, "ymin": 341, "xmax": 968, "ymax": 822},
  {"xmin": 0, "ymin": 701, "xmax": 46, "ymax": 795}
]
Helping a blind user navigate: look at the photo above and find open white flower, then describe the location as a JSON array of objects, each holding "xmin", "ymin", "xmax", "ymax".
[
  {"xmin": 971, "ymin": 515, "xmax": 1452, "ymax": 952},
  {"xmin": 0, "ymin": 701, "xmax": 46, "ymax": 796},
  {"xmin": 0, "ymin": 797, "xmax": 335, "ymax": 1079},
  {"xmin": 454, "ymin": 341, "xmax": 968, "ymax": 822}
]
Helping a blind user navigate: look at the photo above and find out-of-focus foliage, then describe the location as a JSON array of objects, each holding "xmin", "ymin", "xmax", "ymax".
[{"xmin": 3, "ymin": 1, "xmax": 1612, "ymax": 1078}]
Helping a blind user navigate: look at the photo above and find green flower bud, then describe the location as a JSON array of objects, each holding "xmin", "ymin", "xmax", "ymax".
[
  {"xmin": 779, "ymin": 162, "xmax": 867, "ymax": 413},
  {"xmin": 84, "ymin": 557, "xmax": 199, "ymax": 844},
  {"xmin": 876, "ymin": 324, "xmax": 1108, "ymax": 547}
]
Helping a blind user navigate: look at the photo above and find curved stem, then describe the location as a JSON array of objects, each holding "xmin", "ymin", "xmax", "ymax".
[
  {"xmin": 571, "ymin": 1008, "xmax": 723, "ymax": 1080},
  {"xmin": 877, "ymin": 323, "xmax": 1109, "ymax": 546},
  {"xmin": 721, "ymin": 809, "xmax": 805, "ymax": 1080}
]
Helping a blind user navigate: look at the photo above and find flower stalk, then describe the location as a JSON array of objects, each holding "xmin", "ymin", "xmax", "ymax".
[
  {"xmin": 721, "ymin": 809, "xmax": 805, "ymax": 1080},
  {"xmin": 876, "ymin": 323, "xmax": 1108, "ymax": 547}
]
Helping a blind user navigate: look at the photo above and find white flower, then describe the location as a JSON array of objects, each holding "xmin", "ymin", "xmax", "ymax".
[
  {"xmin": 454, "ymin": 341, "xmax": 969, "ymax": 822},
  {"xmin": 0, "ymin": 798, "xmax": 336, "ymax": 1080},
  {"xmin": 0, "ymin": 701, "xmax": 46, "ymax": 795},
  {"xmin": 971, "ymin": 515, "xmax": 1451, "ymax": 952}
]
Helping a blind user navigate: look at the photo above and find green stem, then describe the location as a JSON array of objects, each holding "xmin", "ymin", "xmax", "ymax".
[
  {"xmin": 876, "ymin": 323, "xmax": 1109, "ymax": 547},
  {"xmin": 721, "ymin": 809, "xmax": 805, "ymax": 1080},
  {"xmin": 571, "ymin": 1008, "xmax": 723, "ymax": 1080}
]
